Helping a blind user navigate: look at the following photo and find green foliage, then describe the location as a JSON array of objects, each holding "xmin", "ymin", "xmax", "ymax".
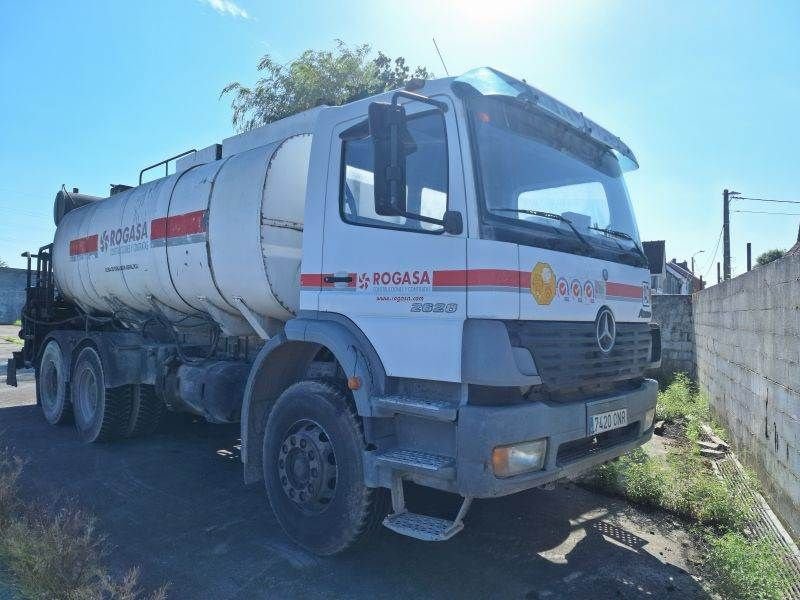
[
  {"xmin": 221, "ymin": 40, "xmax": 432, "ymax": 132},
  {"xmin": 706, "ymin": 532, "xmax": 796, "ymax": 600},
  {"xmin": 0, "ymin": 259, "xmax": 7, "ymax": 268},
  {"xmin": 11, "ymin": 320, "xmax": 20, "ymax": 327},
  {"xmin": 756, "ymin": 248, "xmax": 785, "ymax": 266},
  {"xmin": 666, "ymin": 450, "xmax": 749, "ymax": 531},
  {"xmin": 589, "ymin": 448, "xmax": 666, "ymax": 507},
  {"xmin": 655, "ymin": 373, "xmax": 709, "ymax": 425},
  {"xmin": 2, "ymin": 337, "xmax": 22, "ymax": 346}
]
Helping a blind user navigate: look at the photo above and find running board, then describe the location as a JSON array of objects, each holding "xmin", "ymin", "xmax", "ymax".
[
  {"xmin": 372, "ymin": 395, "xmax": 457, "ymax": 422},
  {"xmin": 382, "ymin": 473, "xmax": 472, "ymax": 542},
  {"xmin": 383, "ymin": 511, "xmax": 465, "ymax": 542},
  {"xmin": 375, "ymin": 448, "xmax": 455, "ymax": 478}
]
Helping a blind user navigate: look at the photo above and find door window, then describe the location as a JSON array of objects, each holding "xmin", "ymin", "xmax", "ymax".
[{"xmin": 340, "ymin": 112, "xmax": 448, "ymax": 233}]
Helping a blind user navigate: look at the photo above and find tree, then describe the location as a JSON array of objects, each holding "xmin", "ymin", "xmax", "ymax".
[
  {"xmin": 221, "ymin": 41, "xmax": 432, "ymax": 132},
  {"xmin": 0, "ymin": 258, "xmax": 7, "ymax": 268},
  {"xmin": 756, "ymin": 249, "xmax": 785, "ymax": 266}
]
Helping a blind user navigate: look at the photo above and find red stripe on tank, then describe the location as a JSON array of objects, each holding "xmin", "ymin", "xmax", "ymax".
[
  {"xmin": 69, "ymin": 234, "xmax": 98, "ymax": 256},
  {"xmin": 151, "ymin": 210, "xmax": 207, "ymax": 240}
]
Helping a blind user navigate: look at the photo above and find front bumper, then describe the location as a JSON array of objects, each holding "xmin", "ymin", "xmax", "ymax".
[{"xmin": 455, "ymin": 378, "xmax": 658, "ymax": 498}]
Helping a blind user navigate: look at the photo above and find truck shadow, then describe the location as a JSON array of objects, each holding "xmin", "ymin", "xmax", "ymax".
[{"xmin": 0, "ymin": 402, "xmax": 709, "ymax": 600}]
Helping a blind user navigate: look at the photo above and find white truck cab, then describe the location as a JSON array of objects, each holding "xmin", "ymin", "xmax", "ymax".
[{"xmin": 11, "ymin": 67, "xmax": 660, "ymax": 555}]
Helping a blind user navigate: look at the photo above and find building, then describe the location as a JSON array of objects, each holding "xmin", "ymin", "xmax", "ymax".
[{"xmin": 663, "ymin": 260, "xmax": 704, "ymax": 294}]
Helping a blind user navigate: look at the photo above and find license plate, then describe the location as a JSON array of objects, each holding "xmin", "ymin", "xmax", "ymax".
[{"xmin": 589, "ymin": 408, "xmax": 628, "ymax": 435}]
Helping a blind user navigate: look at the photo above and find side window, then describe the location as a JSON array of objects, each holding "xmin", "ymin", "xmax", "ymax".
[{"xmin": 341, "ymin": 112, "xmax": 448, "ymax": 232}]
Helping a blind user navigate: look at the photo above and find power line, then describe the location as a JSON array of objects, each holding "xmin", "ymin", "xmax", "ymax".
[
  {"xmin": 703, "ymin": 227, "xmax": 724, "ymax": 278},
  {"xmin": 734, "ymin": 196, "xmax": 800, "ymax": 205},
  {"xmin": 732, "ymin": 209, "xmax": 800, "ymax": 216}
]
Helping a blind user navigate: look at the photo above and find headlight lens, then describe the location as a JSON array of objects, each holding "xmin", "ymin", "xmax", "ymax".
[
  {"xmin": 492, "ymin": 439, "xmax": 547, "ymax": 478},
  {"xmin": 644, "ymin": 407, "xmax": 656, "ymax": 430}
]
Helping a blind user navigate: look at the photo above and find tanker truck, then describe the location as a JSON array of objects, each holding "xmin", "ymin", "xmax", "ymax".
[{"xmin": 7, "ymin": 67, "xmax": 661, "ymax": 555}]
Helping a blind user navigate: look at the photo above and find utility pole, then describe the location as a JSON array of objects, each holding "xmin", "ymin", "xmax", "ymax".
[
  {"xmin": 746, "ymin": 243, "xmax": 752, "ymax": 272},
  {"xmin": 717, "ymin": 262, "xmax": 721, "ymax": 284},
  {"xmin": 723, "ymin": 189, "xmax": 731, "ymax": 280}
]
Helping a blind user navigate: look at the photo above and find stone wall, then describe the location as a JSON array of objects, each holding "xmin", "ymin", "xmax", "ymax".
[
  {"xmin": 651, "ymin": 294, "xmax": 695, "ymax": 380},
  {"xmin": 0, "ymin": 268, "xmax": 27, "ymax": 324},
  {"xmin": 693, "ymin": 254, "xmax": 800, "ymax": 539}
]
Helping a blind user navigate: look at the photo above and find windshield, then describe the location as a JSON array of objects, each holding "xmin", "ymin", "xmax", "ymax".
[{"xmin": 467, "ymin": 95, "xmax": 645, "ymax": 267}]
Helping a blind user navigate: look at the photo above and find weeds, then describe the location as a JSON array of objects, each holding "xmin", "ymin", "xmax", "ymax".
[
  {"xmin": 584, "ymin": 374, "xmax": 796, "ymax": 599},
  {"xmin": 0, "ymin": 446, "xmax": 166, "ymax": 599},
  {"xmin": 706, "ymin": 532, "xmax": 795, "ymax": 600},
  {"xmin": 1, "ymin": 336, "xmax": 23, "ymax": 346}
]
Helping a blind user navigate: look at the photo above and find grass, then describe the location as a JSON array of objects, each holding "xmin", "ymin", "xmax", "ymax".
[
  {"xmin": 0, "ymin": 446, "xmax": 166, "ymax": 599},
  {"xmin": 706, "ymin": 532, "xmax": 795, "ymax": 600},
  {"xmin": 12, "ymin": 320, "xmax": 21, "ymax": 327},
  {"xmin": 583, "ymin": 374, "xmax": 796, "ymax": 599},
  {"xmin": 2, "ymin": 337, "xmax": 23, "ymax": 346}
]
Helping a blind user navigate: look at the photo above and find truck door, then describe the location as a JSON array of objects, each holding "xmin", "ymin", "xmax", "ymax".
[{"xmin": 318, "ymin": 96, "xmax": 467, "ymax": 382}]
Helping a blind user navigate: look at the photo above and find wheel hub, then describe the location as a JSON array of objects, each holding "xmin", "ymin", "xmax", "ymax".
[{"xmin": 278, "ymin": 420, "xmax": 337, "ymax": 513}]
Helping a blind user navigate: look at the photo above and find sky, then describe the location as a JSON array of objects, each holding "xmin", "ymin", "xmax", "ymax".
[{"xmin": 1, "ymin": 0, "xmax": 798, "ymax": 280}]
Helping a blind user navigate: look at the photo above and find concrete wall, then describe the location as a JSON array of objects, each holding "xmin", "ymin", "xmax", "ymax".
[
  {"xmin": 693, "ymin": 254, "xmax": 800, "ymax": 539},
  {"xmin": 0, "ymin": 267, "xmax": 27, "ymax": 324},
  {"xmin": 651, "ymin": 294, "xmax": 696, "ymax": 380}
]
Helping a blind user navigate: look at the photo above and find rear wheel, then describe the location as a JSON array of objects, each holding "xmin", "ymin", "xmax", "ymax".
[
  {"xmin": 71, "ymin": 346, "xmax": 132, "ymax": 443},
  {"xmin": 125, "ymin": 384, "xmax": 164, "ymax": 438},
  {"xmin": 262, "ymin": 380, "xmax": 388, "ymax": 555},
  {"xmin": 37, "ymin": 340, "xmax": 71, "ymax": 425}
]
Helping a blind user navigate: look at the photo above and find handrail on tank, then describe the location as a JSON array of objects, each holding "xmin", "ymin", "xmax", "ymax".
[{"xmin": 139, "ymin": 149, "xmax": 197, "ymax": 185}]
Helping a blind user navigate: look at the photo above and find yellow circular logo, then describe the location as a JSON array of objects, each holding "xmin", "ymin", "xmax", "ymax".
[{"xmin": 530, "ymin": 262, "xmax": 556, "ymax": 305}]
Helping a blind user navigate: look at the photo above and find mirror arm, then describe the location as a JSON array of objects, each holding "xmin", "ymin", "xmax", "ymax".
[{"xmin": 391, "ymin": 90, "xmax": 449, "ymax": 113}]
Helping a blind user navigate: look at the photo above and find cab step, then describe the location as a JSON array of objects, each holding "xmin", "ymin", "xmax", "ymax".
[
  {"xmin": 382, "ymin": 474, "xmax": 473, "ymax": 542},
  {"xmin": 383, "ymin": 511, "xmax": 464, "ymax": 542},
  {"xmin": 375, "ymin": 448, "xmax": 455, "ymax": 477},
  {"xmin": 372, "ymin": 395, "xmax": 457, "ymax": 422}
]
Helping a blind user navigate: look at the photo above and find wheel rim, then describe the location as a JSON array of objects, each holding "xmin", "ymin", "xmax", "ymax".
[
  {"xmin": 40, "ymin": 357, "xmax": 60, "ymax": 416},
  {"xmin": 277, "ymin": 419, "xmax": 338, "ymax": 513},
  {"xmin": 75, "ymin": 366, "xmax": 100, "ymax": 426}
]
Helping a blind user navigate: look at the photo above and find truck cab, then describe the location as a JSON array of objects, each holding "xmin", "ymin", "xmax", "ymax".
[{"xmin": 285, "ymin": 67, "xmax": 659, "ymax": 543}]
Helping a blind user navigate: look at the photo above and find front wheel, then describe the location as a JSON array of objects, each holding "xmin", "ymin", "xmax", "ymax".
[{"xmin": 262, "ymin": 380, "xmax": 388, "ymax": 555}]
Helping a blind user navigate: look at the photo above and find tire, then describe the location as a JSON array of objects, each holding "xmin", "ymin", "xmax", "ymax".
[
  {"xmin": 71, "ymin": 346, "xmax": 132, "ymax": 443},
  {"xmin": 124, "ymin": 384, "xmax": 164, "ymax": 438},
  {"xmin": 37, "ymin": 340, "xmax": 72, "ymax": 425},
  {"xmin": 262, "ymin": 380, "xmax": 389, "ymax": 555}
]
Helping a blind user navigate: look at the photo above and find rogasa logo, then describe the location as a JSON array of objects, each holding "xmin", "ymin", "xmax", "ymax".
[{"xmin": 99, "ymin": 222, "xmax": 148, "ymax": 252}]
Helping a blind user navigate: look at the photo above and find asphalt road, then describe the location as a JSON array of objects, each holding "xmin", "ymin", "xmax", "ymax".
[{"xmin": 0, "ymin": 375, "xmax": 709, "ymax": 599}]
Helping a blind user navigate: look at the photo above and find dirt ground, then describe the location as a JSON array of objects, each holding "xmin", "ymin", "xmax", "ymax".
[{"xmin": 0, "ymin": 340, "xmax": 710, "ymax": 599}]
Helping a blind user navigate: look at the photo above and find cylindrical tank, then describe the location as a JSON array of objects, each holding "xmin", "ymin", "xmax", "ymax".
[{"xmin": 52, "ymin": 134, "xmax": 312, "ymax": 329}]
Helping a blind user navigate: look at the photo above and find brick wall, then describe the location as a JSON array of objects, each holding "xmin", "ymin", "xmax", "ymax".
[
  {"xmin": 694, "ymin": 254, "xmax": 800, "ymax": 538},
  {"xmin": 651, "ymin": 294, "xmax": 695, "ymax": 380},
  {"xmin": 0, "ymin": 267, "xmax": 27, "ymax": 324}
]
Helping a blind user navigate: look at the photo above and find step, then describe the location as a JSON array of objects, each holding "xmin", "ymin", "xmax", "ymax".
[
  {"xmin": 372, "ymin": 395, "xmax": 457, "ymax": 422},
  {"xmin": 375, "ymin": 448, "xmax": 455, "ymax": 477},
  {"xmin": 383, "ymin": 511, "xmax": 464, "ymax": 542}
]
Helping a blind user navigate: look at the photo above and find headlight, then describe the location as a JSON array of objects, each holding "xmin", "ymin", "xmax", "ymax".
[
  {"xmin": 644, "ymin": 408, "xmax": 656, "ymax": 430},
  {"xmin": 492, "ymin": 439, "xmax": 547, "ymax": 478}
]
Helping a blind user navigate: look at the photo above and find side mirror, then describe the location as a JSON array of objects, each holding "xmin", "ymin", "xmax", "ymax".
[{"xmin": 369, "ymin": 102, "xmax": 409, "ymax": 216}]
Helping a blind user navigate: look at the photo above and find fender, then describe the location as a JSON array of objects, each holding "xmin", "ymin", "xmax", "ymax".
[{"xmin": 239, "ymin": 312, "xmax": 388, "ymax": 484}]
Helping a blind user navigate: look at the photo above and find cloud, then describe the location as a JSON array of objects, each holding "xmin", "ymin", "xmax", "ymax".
[{"xmin": 199, "ymin": 0, "xmax": 250, "ymax": 19}]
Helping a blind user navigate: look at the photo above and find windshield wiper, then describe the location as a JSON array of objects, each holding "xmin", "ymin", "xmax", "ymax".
[
  {"xmin": 491, "ymin": 208, "xmax": 592, "ymax": 251},
  {"xmin": 589, "ymin": 227, "xmax": 648, "ymax": 262}
]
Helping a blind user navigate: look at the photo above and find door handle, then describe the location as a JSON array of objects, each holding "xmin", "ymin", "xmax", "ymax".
[{"xmin": 324, "ymin": 275, "xmax": 354, "ymax": 284}]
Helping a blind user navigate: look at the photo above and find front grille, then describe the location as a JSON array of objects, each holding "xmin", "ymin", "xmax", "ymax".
[
  {"xmin": 505, "ymin": 320, "xmax": 652, "ymax": 393},
  {"xmin": 556, "ymin": 422, "xmax": 640, "ymax": 466}
]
